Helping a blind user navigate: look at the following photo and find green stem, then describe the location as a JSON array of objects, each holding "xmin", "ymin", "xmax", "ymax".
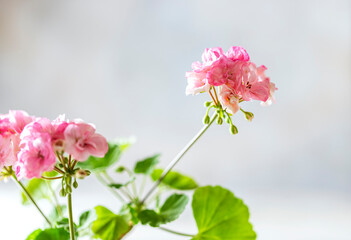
[
  {"xmin": 95, "ymin": 173, "xmax": 126, "ymax": 203},
  {"xmin": 125, "ymin": 168, "xmax": 138, "ymax": 199},
  {"xmin": 45, "ymin": 181, "xmax": 63, "ymax": 217},
  {"xmin": 141, "ymin": 113, "xmax": 218, "ymax": 204},
  {"xmin": 12, "ymin": 176, "xmax": 52, "ymax": 226},
  {"xmin": 67, "ymin": 193, "xmax": 75, "ymax": 240},
  {"xmin": 102, "ymin": 171, "xmax": 134, "ymax": 201},
  {"xmin": 158, "ymin": 226, "xmax": 195, "ymax": 237}
]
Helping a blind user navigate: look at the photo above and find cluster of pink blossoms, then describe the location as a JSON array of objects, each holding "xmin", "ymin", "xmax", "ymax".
[
  {"xmin": 0, "ymin": 110, "xmax": 108, "ymax": 179},
  {"xmin": 186, "ymin": 46, "xmax": 277, "ymax": 115}
]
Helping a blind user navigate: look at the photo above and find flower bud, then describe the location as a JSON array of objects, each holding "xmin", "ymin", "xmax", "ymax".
[
  {"xmin": 59, "ymin": 188, "xmax": 66, "ymax": 197},
  {"xmin": 244, "ymin": 111, "xmax": 254, "ymax": 122},
  {"xmin": 116, "ymin": 166, "xmax": 125, "ymax": 173},
  {"xmin": 204, "ymin": 101, "xmax": 212, "ymax": 107},
  {"xmin": 75, "ymin": 169, "xmax": 90, "ymax": 179},
  {"xmin": 230, "ymin": 124, "xmax": 238, "ymax": 135},
  {"xmin": 203, "ymin": 115, "xmax": 210, "ymax": 124},
  {"xmin": 217, "ymin": 117, "xmax": 223, "ymax": 125},
  {"xmin": 65, "ymin": 176, "xmax": 72, "ymax": 185},
  {"xmin": 73, "ymin": 179, "xmax": 78, "ymax": 189},
  {"xmin": 66, "ymin": 185, "xmax": 72, "ymax": 194}
]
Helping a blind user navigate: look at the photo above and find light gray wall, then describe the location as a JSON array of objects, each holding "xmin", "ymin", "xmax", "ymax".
[{"xmin": 0, "ymin": 1, "xmax": 350, "ymax": 239}]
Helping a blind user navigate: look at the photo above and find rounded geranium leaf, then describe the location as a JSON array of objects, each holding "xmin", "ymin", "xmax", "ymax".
[
  {"xmin": 92, "ymin": 206, "xmax": 131, "ymax": 240},
  {"xmin": 191, "ymin": 186, "xmax": 256, "ymax": 240}
]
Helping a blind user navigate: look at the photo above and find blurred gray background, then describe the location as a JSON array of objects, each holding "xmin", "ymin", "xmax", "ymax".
[{"xmin": 0, "ymin": 0, "xmax": 350, "ymax": 239}]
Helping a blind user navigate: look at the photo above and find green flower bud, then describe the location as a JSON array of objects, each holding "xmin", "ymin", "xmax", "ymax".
[
  {"xmin": 244, "ymin": 111, "xmax": 254, "ymax": 122},
  {"xmin": 73, "ymin": 179, "xmax": 78, "ymax": 189},
  {"xmin": 230, "ymin": 124, "xmax": 238, "ymax": 135},
  {"xmin": 217, "ymin": 117, "xmax": 223, "ymax": 125},
  {"xmin": 203, "ymin": 115, "xmax": 210, "ymax": 125},
  {"xmin": 204, "ymin": 101, "xmax": 212, "ymax": 107},
  {"xmin": 116, "ymin": 166, "xmax": 125, "ymax": 173},
  {"xmin": 65, "ymin": 176, "xmax": 72, "ymax": 185},
  {"xmin": 66, "ymin": 185, "xmax": 72, "ymax": 194},
  {"xmin": 59, "ymin": 188, "xmax": 66, "ymax": 197}
]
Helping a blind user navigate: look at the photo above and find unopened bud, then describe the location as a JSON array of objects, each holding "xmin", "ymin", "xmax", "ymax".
[
  {"xmin": 230, "ymin": 124, "xmax": 238, "ymax": 135},
  {"xmin": 217, "ymin": 117, "xmax": 223, "ymax": 125},
  {"xmin": 65, "ymin": 176, "xmax": 72, "ymax": 185},
  {"xmin": 73, "ymin": 179, "xmax": 78, "ymax": 189},
  {"xmin": 75, "ymin": 169, "xmax": 90, "ymax": 179},
  {"xmin": 244, "ymin": 111, "xmax": 254, "ymax": 122},
  {"xmin": 116, "ymin": 166, "xmax": 125, "ymax": 173},
  {"xmin": 203, "ymin": 115, "xmax": 210, "ymax": 125},
  {"xmin": 204, "ymin": 101, "xmax": 212, "ymax": 107},
  {"xmin": 66, "ymin": 185, "xmax": 72, "ymax": 194},
  {"xmin": 59, "ymin": 188, "xmax": 66, "ymax": 197}
]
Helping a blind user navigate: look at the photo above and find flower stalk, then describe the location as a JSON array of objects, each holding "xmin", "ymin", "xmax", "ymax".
[
  {"xmin": 67, "ymin": 193, "xmax": 75, "ymax": 240},
  {"xmin": 141, "ymin": 113, "xmax": 218, "ymax": 204},
  {"xmin": 8, "ymin": 169, "xmax": 52, "ymax": 227}
]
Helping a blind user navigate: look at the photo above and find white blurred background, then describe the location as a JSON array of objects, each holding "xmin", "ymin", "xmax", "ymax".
[{"xmin": 0, "ymin": 0, "xmax": 350, "ymax": 239}]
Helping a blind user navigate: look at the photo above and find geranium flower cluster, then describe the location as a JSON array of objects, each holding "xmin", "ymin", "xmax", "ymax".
[
  {"xmin": 186, "ymin": 46, "xmax": 277, "ymax": 109},
  {"xmin": 186, "ymin": 46, "xmax": 277, "ymax": 133},
  {"xmin": 0, "ymin": 110, "xmax": 108, "ymax": 179}
]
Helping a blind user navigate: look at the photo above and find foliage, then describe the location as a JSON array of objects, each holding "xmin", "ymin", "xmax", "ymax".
[
  {"xmin": 151, "ymin": 168, "xmax": 198, "ymax": 190},
  {"xmin": 191, "ymin": 186, "xmax": 256, "ymax": 240},
  {"xmin": 138, "ymin": 193, "xmax": 188, "ymax": 227}
]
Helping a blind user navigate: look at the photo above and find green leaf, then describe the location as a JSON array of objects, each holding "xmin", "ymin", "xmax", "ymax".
[
  {"xmin": 26, "ymin": 228, "xmax": 70, "ymax": 240},
  {"xmin": 79, "ymin": 209, "xmax": 96, "ymax": 229},
  {"xmin": 77, "ymin": 140, "xmax": 132, "ymax": 172},
  {"xmin": 134, "ymin": 154, "xmax": 160, "ymax": 174},
  {"xmin": 191, "ymin": 186, "xmax": 256, "ymax": 240},
  {"xmin": 92, "ymin": 206, "xmax": 131, "ymax": 240},
  {"xmin": 108, "ymin": 177, "xmax": 136, "ymax": 189},
  {"xmin": 138, "ymin": 193, "xmax": 189, "ymax": 227},
  {"xmin": 151, "ymin": 169, "xmax": 198, "ymax": 190},
  {"xmin": 48, "ymin": 205, "xmax": 67, "ymax": 223},
  {"xmin": 21, "ymin": 178, "xmax": 51, "ymax": 205}
]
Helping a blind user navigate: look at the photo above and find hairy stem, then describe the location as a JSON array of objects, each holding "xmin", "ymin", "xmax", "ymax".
[
  {"xmin": 67, "ymin": 193, "xmax": 75, "ymax": 240},
  {"xmin": 158, "ymin": 226, "xmax": 195, "ymax": 237},
  {"xmin": 141, "ymin": 113, "xmax": 218, "ymax": 203}
]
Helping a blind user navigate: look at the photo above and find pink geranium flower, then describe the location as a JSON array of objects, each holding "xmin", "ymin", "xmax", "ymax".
[
  {"xmin": 207, "ymin": 57, "xmax": 242, "ymax": 88},
  {"xmin": 201, "ymin": 47, "xmax": 225, "ymax": 66},
  {"xmin": 0, "ymin": 135, "xmax": 17, "ymax": 172},
  {"xmin": 15, "ymin": 135, "xmax": 56, "ymax": 179},
  {"xmin": 21, "ymin": 116, "xmax": 69, "ymax": 152},
  {"xmin": 64, "ymin": 122, "xmax": 108, "ymax": 161},
  {"xmin": 219, "ymin": 85, "xmax": 240, "ymax": 114},
  {"xmin": 226, "ymin": 46, "xmax": 250, "ymax": 62},
  {"xmin": 8, "ymin": 110, "xmax": 34, "ymax": 134},
  {"xmin": 185, "ymin": 71, "xmax": 210, "ymax": 95},
  {"xmin": 237, "ymin": 63, "xmax": 271, "ymax": 102}
]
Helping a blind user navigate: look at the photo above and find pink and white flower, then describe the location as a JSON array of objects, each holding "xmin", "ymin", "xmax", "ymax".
[
  {"xmin": 64, "ymin": 122, "xmax": 108, "ymax": 161},
  {"xmin": 237, "ymin": 63, "xmax": 271, "ymax": 102},
  {"xmin": 185, "ymin": 71, "xmax": 210, "ymax": 95},
  {"xmin": 0, "ymin": 135, "xmax": 17, "ymax": 172},
  {"xmin": 15, "ymin": 135, "xmax": 56, "ymax": 179},
  {"xmin": 226, "ymin": 46, "xmax": 250, "ymax": 62},
  {"xmin": 219, "ymin": 85, "xmax": 240, "ymax": 114}
]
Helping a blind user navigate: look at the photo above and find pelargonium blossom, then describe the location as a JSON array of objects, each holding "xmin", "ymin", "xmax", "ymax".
[
  {"xmin": 186, "ymin": 46, "xmax": 277, "ymax": 133},
  {"xmin": 15, "ymin": 135, "xmax": 56, "ymax": 179},
  {"xmin": 64, "ymin": 122, "xmax": 108, "ymax": 162},
  {"xmin": 0, "ymin": 135, "xmax": 16, "ymax": 171}
]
